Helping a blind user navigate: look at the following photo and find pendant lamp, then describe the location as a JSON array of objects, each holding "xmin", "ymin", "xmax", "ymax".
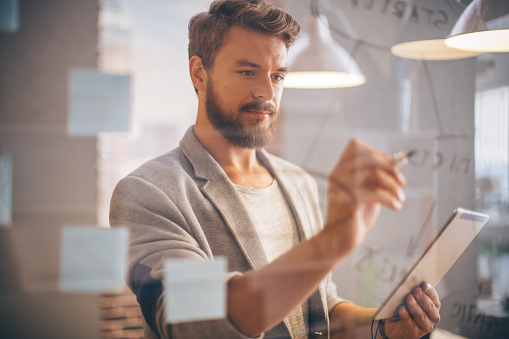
[
  {"xmin": 445, "ymin": 0, "xmax": 509, "ymax": 53},
  {"xmin": 391, "ymin": 0, "xmax": 509, "ymax": 60},
  {"xmin": 391, "ymin": 38, "xmax": 481, "ymax": 61},
  {"xmin": 285, "ymin": 14, "xmax": 366, "ymax": 89}
]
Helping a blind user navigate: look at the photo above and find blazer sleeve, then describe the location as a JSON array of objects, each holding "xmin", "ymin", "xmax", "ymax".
[{"xmin": 110, "ymin": 175, "xmax": 263, "ymax": 339}]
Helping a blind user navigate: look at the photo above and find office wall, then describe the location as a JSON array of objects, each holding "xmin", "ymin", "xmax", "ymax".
[
  {"xmin": 0, "ymin": 2, "xmax": 97, "ymax": 226},
  {"xmin": 0, "ymin": 0, "xmax": 99, "ymax": 338}
]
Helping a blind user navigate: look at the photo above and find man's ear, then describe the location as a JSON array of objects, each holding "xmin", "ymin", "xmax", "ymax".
[{"xmin": 189, "ymin": 55, "xmax": 207, "ymax": 92}]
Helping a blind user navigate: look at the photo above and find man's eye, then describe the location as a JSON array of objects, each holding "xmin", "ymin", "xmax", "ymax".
[
  {"xmin": 240, "ymin": 71, "xmax": 254, "ymax": 76},
  {"xmin": 273, "ymin": 74, "xmax": 285, "ymax": 81}
]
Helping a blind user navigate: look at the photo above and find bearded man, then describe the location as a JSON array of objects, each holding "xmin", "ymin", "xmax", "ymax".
[{"xmin": 110, "ymin": 1, "xmax": 441, "ymax": 338}]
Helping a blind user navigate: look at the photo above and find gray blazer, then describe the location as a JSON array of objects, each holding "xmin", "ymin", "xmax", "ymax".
[{"xmin": 110, "ymin": 127, "xmax": 343, "ymax": 339}]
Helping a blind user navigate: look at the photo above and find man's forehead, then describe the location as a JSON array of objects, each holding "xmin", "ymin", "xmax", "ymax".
[
  {"xmin": 232, "ymin": 58, "xmax": 289, "ymax": 72},
  {"xmin": 218, "ymin": 26, "xmax": 288, "ymax": 66}
]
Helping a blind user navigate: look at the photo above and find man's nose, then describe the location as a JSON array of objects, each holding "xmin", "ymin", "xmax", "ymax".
[{"xmin": 252, "ymin": 74, "xmax": 276, "ymax": 101}]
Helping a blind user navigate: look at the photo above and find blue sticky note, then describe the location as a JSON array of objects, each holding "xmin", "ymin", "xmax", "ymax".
[
  {"xmin": 0, "ymin": 154, "xmax": 12, "ymax": 226},
  {"xmin": 60, "ymin": 226, "xmax": 129, "ymax": 292},
  {"xmin": 165, "ymin": 257, "xmax": 227, "ymax": 323},
  {"xmin": 0, "ymin": 0, "xmax": 18, "ymax": 32},
  {"xmin": 68, "ymin": 69, "xmax": 131, "ymax": 136}
]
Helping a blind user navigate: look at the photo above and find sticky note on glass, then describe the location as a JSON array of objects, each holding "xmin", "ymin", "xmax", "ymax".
[
  {"xmin": 0, "ymin": 0, "xmax": 18, "ymax": 32},
  {"xmin": 164, "ymin": 257, "xmax": 227, "ymax": 323},
  {"xmin": 59, "ymin": 226, "xmax": 129, "ymax": 292},
  {"xmin": 0, "ymin": 154, "xmax": 12, "ymax": 226},
  {"xmin": 68, "ymin": 69, "xmax": 131, "ymax": 136}
]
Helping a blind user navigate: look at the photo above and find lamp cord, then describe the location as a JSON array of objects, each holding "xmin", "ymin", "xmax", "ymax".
[{"xmin": 310, "ymin": 0, "xmax": 319, "ymax": 17}]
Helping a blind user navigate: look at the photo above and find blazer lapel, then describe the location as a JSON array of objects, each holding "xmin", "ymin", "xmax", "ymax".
[
  {"xmin": 201, "ymin": 170, "xmax": 269, "ymax": 270},
  {"xmin": 308, "ymin": 288, "xmax": 330, "ymax": 339},
  {"xmin": 259, "ymin": 150, "xmax": 330, "ymax": 339},
  {"xmin": 180, "ymin": 127, "xmax": 268, "ymax": 270}
]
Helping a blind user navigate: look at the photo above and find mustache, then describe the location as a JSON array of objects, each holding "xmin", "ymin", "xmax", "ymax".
[{"xmin": 240, "ymin": 102, "xmax": 277, "ymax": 114}]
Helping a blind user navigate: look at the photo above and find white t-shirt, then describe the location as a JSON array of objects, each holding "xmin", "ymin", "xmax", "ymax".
[{"xmin": 235, "ymin": 179, "xmax": 309, "ymax": 339}]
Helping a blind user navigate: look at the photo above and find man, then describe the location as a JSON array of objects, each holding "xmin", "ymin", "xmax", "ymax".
[{"xmin": 110, "ymin": 0, "xmax": 441, "ymax": 338}]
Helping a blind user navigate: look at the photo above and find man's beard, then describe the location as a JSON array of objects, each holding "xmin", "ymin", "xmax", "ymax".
[{"xmin": 205, "ymin": 78, "xmax": 279, "ymax": 149}]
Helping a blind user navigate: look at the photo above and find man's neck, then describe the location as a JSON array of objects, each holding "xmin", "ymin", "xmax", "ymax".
[{"xmin": 193, "ymin": 124, "xmax": 273, "ymax": 189}]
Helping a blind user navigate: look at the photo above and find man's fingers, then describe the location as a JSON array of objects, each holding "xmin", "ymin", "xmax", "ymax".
[
  {"xmin": 329, "ymin": 138, "xmax": 410, "ymax": 211},
  {"xmin": 397, "ymin": 306, "xmax": 422, "ymax": 337},
  {"xmin": 412, "ymin": 287, "xmax": 441, "ymax": 324},
  {"xmin": 329, "ymin": 168, "xmax": 406, "ymax": 210},
  {"xmin": 384, "ymin": 284, "xmax": 441, "ymax": 338},
  {"xmin": 328, "ymin": 185, "xmax": 403, "ymax": 211},
  {"xmin": 422, "ymin": 282, "xmax": 442, "ymax": 311},
  {"xmin": 342, "ymin": 138, "xmax": 408, "ymax": 184},
  {"xmin": 406, "ymin": 294, "xmax": 435, "ymax": 334},
  {"xmin": 358, "ymin": 188, "xmax": 404, "ymax": 210},
  {"xmin": 333, "ymin": 162, "xmax": 407, "ymax": 192},
  {"xmin": 333, "ymin": 146, "xmax": 408, "ymax": 187},
  {"xmin": 363, "ymin": 168, "xmax": 406, "ymax": 203}
]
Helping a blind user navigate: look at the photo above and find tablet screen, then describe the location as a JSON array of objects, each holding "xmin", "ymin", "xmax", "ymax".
[{"xmin": 372, "ymin": 208, "xmax": 489, "ymax": 320}]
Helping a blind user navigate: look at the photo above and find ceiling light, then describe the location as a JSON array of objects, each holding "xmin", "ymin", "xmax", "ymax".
[
  {"xmin": 285, "ymin": 15, "xmax": 365, "ymax": 89},
  {"xmin": 445, "ymin": 0, "xmax": 509, "ymax": 53},
  {"xmin": 391, "ymin": 39, "xmax": 481, "ymax": 61}
]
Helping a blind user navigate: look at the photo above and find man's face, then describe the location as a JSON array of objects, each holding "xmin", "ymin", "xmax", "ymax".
[{"xmin": 204, "ymin": 25, "xmax": 288, "ymax": 149}]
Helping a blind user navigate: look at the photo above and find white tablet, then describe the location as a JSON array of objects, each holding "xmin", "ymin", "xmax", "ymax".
[{"xmin": 372, "ymin": 207, "xmax": 489, "ymax": 320}]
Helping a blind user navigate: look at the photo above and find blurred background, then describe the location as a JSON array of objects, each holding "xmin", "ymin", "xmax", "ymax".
[{"xmin": 0, "ymin": 0, "xmax": 508, "ymax": 338}]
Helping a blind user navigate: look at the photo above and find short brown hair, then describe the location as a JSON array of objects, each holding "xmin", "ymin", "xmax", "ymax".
[{"xmin": 188, "ymin": 0, "xmax": 301, "ymax": 72}]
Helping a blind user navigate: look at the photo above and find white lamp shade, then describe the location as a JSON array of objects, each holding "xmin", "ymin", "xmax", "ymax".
[
  {"xmin": 285, "ymin": 15, "xmax": 365, "ymax": 89},
  {"xmin": 391, "ymin": 39, "xmax": 481, "ymax": 60},
  {"xmin": 445, "ymin": 0, "xmax": 509, "ymax": 52}
]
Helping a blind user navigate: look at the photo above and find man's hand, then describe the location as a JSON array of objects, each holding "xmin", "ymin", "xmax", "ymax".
[
  {"xmin": 325, "ymin": 139, "xmax": 407, "ymax": 253},
  {"xmin": 384, "ymin": 282, "xmax": 441, "ymax": 339}
]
